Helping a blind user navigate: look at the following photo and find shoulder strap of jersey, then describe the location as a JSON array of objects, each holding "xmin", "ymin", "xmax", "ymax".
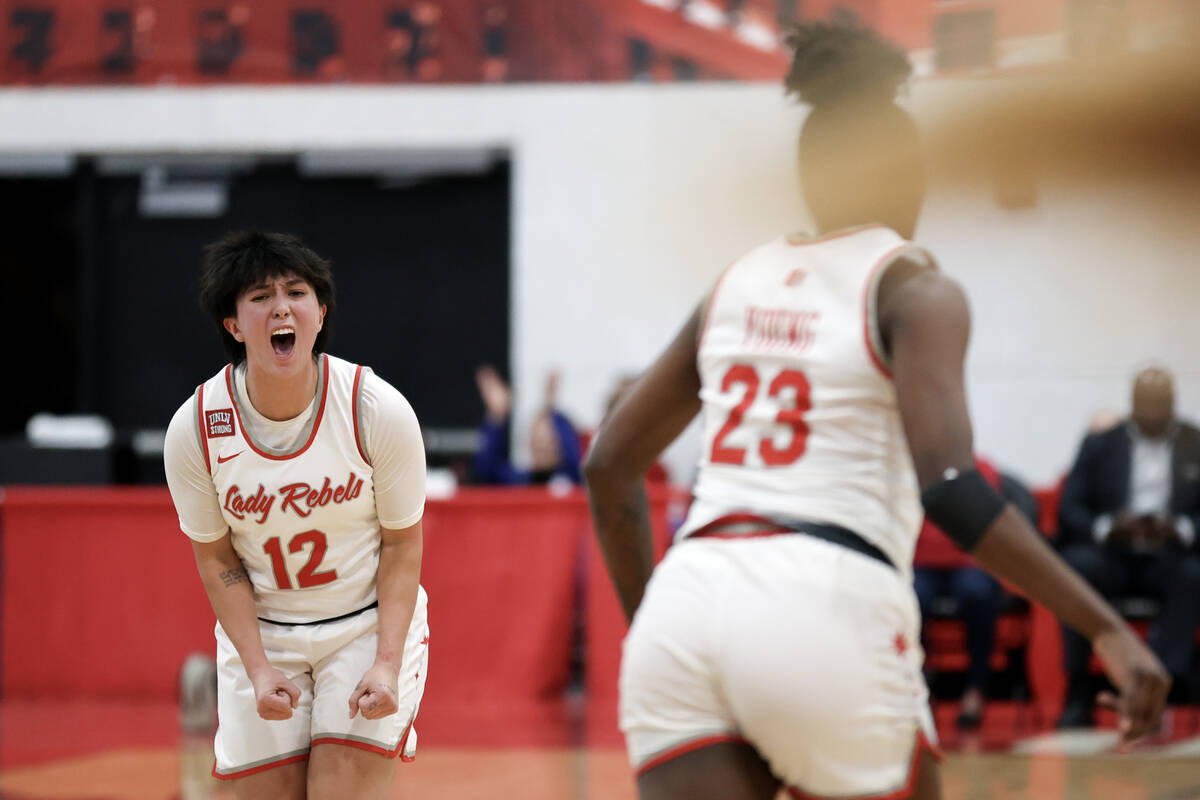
[
  {"xmin": 863, "ymin": 242, "xmax": 938, "ymax": 379},
  {"xmin": 352, "ymin": 364, "xmax": 372, "ymax": 466},
  {"xmin": 193, "ymin": 383, "xmax": 211, "ymax": 476}
]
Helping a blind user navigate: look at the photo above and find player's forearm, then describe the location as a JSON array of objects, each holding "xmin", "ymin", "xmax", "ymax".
[
  {"xmin": 972, "ymin": 506, "xmax": 1125, "ymax": 641},
  {"xmin": 194, "ymin": 553, "xmax": 271, "ymax": 676},
  {"xmin": 375, "ymin": 529, "xmax": 422, "ymax": 671},
  {"xmin": 585, "ymin": 466, "xmax": 654, "ymax": 623}
]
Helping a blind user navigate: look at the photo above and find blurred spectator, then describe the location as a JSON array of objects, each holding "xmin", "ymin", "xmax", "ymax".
[
  {"xmin": 481, "ymin": 4, "xmax": 509, "ymax": 82},
  {"xmin": 473, "ymin": 365, "xmax": 582, "ymax": 486},
  {"xmin": 912, "ymin": 456, "xmax": 1012, "ymax": 730},
  {"xmin": 386, "ymin": 2, "xmax": 443, "ymax": 80},
  {"xmin": 1056, "ymin": 367, "xmax": 1200, "ymax": 727},
  {"xmin": 1088, "ymin": 408, "xmax": 1122, "ymax": 434}
]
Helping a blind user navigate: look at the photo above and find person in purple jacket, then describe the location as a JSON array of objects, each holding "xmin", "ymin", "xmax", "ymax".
[{"xmin": 473, "ymin": 365, "xmax": 583, "ymax": 486}]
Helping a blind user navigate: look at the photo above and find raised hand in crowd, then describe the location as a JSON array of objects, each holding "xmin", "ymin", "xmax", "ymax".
[{"xmin": 476, "ymin": 364, "xmax": 512, "ymax": 423}]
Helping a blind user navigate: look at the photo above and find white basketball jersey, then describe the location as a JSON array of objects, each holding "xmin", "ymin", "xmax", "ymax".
[
  {"xmin": 678, "ymin": 225, "xmax": 929, "ymax": 574},
  {"xmin": 195, "ymin": 354, "xmax": 382, "ymax": 623}
]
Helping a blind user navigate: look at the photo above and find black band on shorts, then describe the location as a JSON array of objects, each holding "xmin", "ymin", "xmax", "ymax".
[
  {"xmin": 780, "ymin": 519, "xmax": 896, "ymax": 570},
  {"xmin": 920, "ymin": 467, "xmax": 1007, "ymax": 552},
  {"xmin": 692, "ymin": 516, "xmax": 895, "ymax": 570},
  {"xmin": 258, "ymin": 601, "xmax": 379, "ymax": 627}
]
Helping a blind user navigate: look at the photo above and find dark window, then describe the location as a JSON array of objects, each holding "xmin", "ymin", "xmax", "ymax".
[
  {"xmin": 628, "ymin": 38, "xmax": 653, "ymax": 81},
  {"xmin": 291, "ymin": 10, "xmax": 340, "ymax": 76},
  {"xmin": 0, "ymin": 155, "xmax": 511, "ymax": 474},
  {"xmin": 196, "ymin": 8, "xmax": 244, "ymax": 75},
  {"xmin": 101, "ymin": 9, "xmax": 134, "ymax": 74},
  {"xmin": 385, "ymin": 6, "xmax": 440, "ymax": 79},
  {"xmin": 0, "ymin": 177, "xmax": 79, "ymax": 433},
  {"xmin": 9, "ymin": 7, "xmax": 55, "ymax": 74}
]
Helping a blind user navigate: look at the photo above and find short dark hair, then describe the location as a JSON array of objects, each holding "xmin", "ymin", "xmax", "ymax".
[{"xmin": 199, "ymin": 231, "xmax": 336, "ymax": 364}]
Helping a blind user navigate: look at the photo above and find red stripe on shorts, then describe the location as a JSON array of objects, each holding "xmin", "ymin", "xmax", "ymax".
[
  {"xmin": 211, "ymin": 752, "xmax": 310, "ymax": 781},
  {"xmin": 311, "ymin": 721, "xmax": 414, "ymax": 760},
  {"xmin": 785, "ymin": 730, "xmax": 942, "ymax": 800}
]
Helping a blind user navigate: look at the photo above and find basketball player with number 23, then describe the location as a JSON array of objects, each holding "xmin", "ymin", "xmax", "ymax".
[
  {"xmin": 584, "ymin": 23, "xmax": 1169, "ymax": 800},
  {"xmin": 164, "ymin": 231, "xmax": 429, "ymax": 799}
]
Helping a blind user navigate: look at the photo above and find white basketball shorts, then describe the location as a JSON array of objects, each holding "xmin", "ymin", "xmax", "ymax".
[
  {"xmin": 620, "ymin": 535, "xmax": 939, "ymax": 798},
  {"xmin": 212, "ymin": 585, "xmax": 429, "ymax": 780}
]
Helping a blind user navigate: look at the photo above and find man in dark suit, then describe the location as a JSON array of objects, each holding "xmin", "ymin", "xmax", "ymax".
[{"xmin": 1057, "ymin": 367, "xmax": 1200, "ymax": 727}]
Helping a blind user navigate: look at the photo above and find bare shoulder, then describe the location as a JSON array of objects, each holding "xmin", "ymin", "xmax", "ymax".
[{"xmin": 879, "ymin": 260, "xmax": 969, "ymax": 338}]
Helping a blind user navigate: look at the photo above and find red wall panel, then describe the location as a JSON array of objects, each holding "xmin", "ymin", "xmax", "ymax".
[{"xmin": 0, "ymin": 486, "xmax": 584, "ymax": 709}]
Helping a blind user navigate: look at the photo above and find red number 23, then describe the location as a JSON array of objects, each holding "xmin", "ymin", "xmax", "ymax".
[{"xmin": 709, "ymin": 364, "xmax": 811, "ymax": 467}]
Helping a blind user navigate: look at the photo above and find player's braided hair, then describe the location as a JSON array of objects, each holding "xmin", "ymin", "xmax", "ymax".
[{"xmin": 783, "ymin": 21, "xmax": 911, "ymax": 109}]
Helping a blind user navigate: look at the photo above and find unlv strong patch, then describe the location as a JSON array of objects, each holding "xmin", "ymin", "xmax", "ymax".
[{"xmin": 206, "ymin": 408, "xmax": 235, "ymax": 438}]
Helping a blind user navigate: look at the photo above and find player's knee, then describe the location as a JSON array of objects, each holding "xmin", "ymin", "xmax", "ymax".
[{"xmin": 308, "ymin": 744, "xmax": 397, "ymax": 799}]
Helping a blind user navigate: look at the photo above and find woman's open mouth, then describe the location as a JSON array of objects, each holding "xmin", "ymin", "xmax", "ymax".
[{"xmin": 270, "ymin": 327, "xmax": 297, "ymax": 358}]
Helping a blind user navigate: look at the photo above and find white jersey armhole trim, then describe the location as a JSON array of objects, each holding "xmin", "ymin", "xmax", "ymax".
[
  {"xmin": 193, "ymin": 384, "xmax": 211, "ymax": 476},
  {"xmin": 864, "ymin": 243, "xmax": 937, "ymax": 378},
  {"xmin": 353, "ymin": 364, "xmax": 372, "ymax": 466}
]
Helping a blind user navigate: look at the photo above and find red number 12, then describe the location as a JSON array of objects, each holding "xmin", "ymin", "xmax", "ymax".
[{"xmin": 263, "ymin": 530, "xmax": 338, "ymax": 590}]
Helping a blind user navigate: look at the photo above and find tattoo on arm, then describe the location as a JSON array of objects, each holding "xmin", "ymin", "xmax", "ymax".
[{"xmin": 219, "ymin": 566, "xmax": 250, "ymax": 588}]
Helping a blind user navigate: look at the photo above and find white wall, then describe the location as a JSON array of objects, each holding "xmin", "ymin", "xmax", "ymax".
[{"xmin": 2, "ymin": 83, "xmax": 1196, "ymax": 484}]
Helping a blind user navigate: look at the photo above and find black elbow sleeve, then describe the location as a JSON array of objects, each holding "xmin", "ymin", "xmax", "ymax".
[{"xmin": 920, "ymin": 467, "xmax": 1008, "ymax": 552}]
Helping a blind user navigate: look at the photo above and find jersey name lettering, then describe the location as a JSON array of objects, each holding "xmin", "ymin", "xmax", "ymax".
[
  {"xmin": 224, "ymin": 484, "xmax": 274, "ymax": 524},
  {"xmin": 743, "ymin": 307, "xmax": 819, "ymax": 353},
  {"xmin": 223, "ymin": 472, "xmax": 364, "ymax": 525},
  {"xmin": 279, "ymin": 473, "xmax": 365, "ymax": 518}
]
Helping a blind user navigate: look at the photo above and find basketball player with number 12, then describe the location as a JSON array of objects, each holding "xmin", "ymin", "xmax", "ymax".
[{"xmin": 164, "ymin": 232, "xmax": 429, "ymax": 799}]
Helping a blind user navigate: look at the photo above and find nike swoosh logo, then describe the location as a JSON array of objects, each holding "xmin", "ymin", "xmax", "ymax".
[{"xmin": 217, "ymin": 452, "xmax": 243, "ymax": 464}]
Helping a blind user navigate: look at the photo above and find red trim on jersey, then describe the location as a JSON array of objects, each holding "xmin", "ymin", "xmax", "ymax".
[
  {"xmin": 784, "ymin": 731, "xmax": 942, "ymax": 800},
  {"xmin": 784, "ymin": 223, "xmax": 883, "ymax": 247},
  {"xmin": 688, "ymin": 513, "xmax": 790, "ymax": 538},
  {"xmin": 311, "ymin": 721, "xmax": 413, "ymax": 760},
  {"xmin": 195, "ymin": 384, "xmax": 211, "ymax": 476},
  {"xmin": 636, "ymin": 734, "xmax": 751, "ymax": 777},
  {"xmin": 211, "ymin": 752, "xmax": 309, "ymax": 781},
  {"xmin": 861, "ymin": 244, "xmax": 911, "ymax": 380},
  {"xmin": 690, "ymin": 529, "xmax": 793, "ymax": 540},
  {"xmin": 352, "ymin": 364, "xmax": 370, "ymax": 465},
  {"xmin": 225, "ymin": 354, "xmax": 331, "ymax": 461}
]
